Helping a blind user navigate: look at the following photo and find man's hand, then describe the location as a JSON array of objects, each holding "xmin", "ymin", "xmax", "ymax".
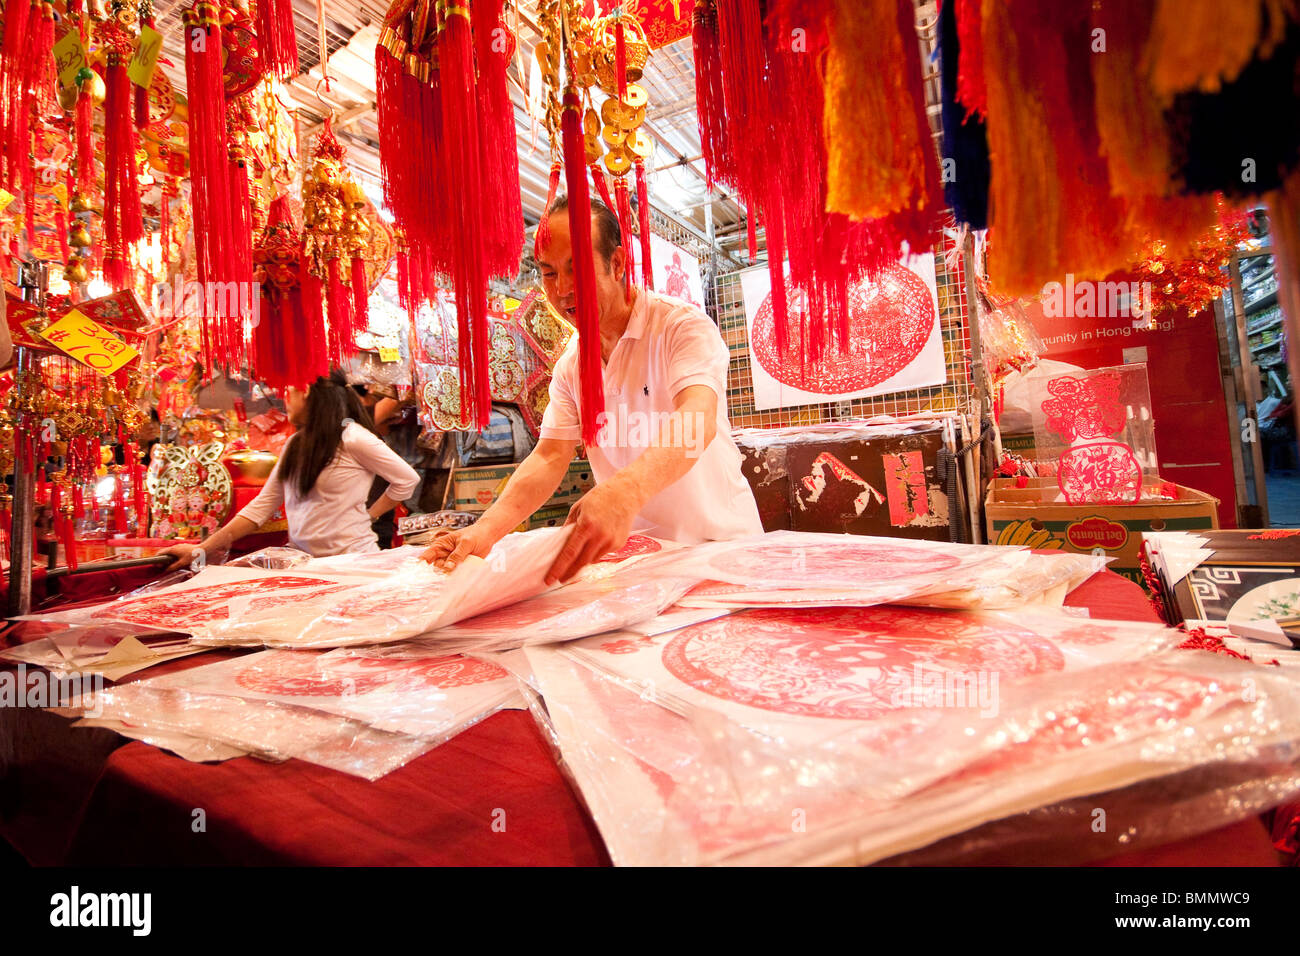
[
  {"xmin": 420, "ymin": 523, "xmax": 499, "ymax": 571},
  {"xmin": 159, "ymin": 542, "xmax": 201, "ymax": 571},
  {"xmin": 546, "ymin": 481, "xmax": 639, "ymax": 585}
]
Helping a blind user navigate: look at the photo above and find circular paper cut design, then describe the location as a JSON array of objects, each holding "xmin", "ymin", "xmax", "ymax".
[
  {"xmin": 598, "ymin": 534, "xmax": 663, "ymax": 563},
  {"xmin": 662, "ymin": 606, "xmax": 1064, "ymax": 720},
  {"xmin": 1057, "ymin": 441, "xmax": 1141, "ymax": 504},
  {"xmin": 708, "ymin": 540, "xmax": 961, "ymax": 587},
  {"xmin": 751, "ymin": 262, "xmax": 936, "ymax": 393}
]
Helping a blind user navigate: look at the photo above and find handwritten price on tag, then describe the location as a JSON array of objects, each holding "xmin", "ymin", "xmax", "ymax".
[
  {"xmin": 128, "ymin": 26, "xmax": 163, "ymax": 88},
  {"xmin": 53, "ymin": 30, "xmax": 89, "ymax": 92},
  {"xmin": 38, "ymin": 309, "xmax": 140, "ymax": 374},
  {"xmin": 378, "ymin": 347, "xmax": 401, "ymax": 363}
]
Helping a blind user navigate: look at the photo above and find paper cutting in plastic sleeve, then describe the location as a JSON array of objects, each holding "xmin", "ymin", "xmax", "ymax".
[
  {"xmin": 527, "ymin": 638, "xmax": 1300, "ymax": 865},
  {"xmin": 96, "ymin": 647, "xmax": 524, "ymax": 778},
  {"xmin": 667, "ymin": 531, "xmax": 1023, "ymax": 608},
  {"xmin": 196, "ymin": 527, "xmax": 577, "ymax": 648},
  {"xmin": 563, "ymin": 605, "xmax": 1179, "ymax": 746}
]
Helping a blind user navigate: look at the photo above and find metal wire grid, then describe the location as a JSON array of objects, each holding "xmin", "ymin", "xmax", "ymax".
[{"xmin": 710, "ymin": 233, "xmax": 972, "ymax": 428}]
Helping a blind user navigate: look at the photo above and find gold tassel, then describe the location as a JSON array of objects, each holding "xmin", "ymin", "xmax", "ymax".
[{"xmin": 1145, "ymin": 0, "xmax": 1298, "ymax": 98}]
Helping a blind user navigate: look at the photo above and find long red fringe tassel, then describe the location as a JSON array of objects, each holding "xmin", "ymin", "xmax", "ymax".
[
  {"xmin": 692, "ymin": 0, "xmax": 728, "ymax": 190},
  {"xmin": 350, "ymin": 255, "xmax": 370, "ymax": 331},
  {"xmin": 561, "ymin": 90, "xmax": 605, "ymax": 445},
  {"xmin": 536, "ymin": 161, "xmax": 562, "ymax": 258},
  {"xmin": 614, "ymin": 178, "xmax": 634, "ymax": 294},
  {"xmin": 439, "ymin": 7, "xmax": 491, "ymax": 428},
  {"xmin": 326, "ymin": 256, "xmax": 354, "ymax": 365},
  {"xmin": 256, "ymin": 0, "xmax": 301, "ymax": 80},
  {"xmin": 102, "ymin": 22, "xmax": 144, "ymax": 291},
  {"xmin": 0, "ymin": 0, "xmax": 33, "ymax": 190},
  {"xmin": 184, "ymin": 5, "xmax": 236, "ymax": 369},
  {"xmin": 635, "ymin": 159, "xmax": 653, "ymax": 290},
  {"xmin": 474, "ymin": 0, "xmax": 523, "ymax": 275}
]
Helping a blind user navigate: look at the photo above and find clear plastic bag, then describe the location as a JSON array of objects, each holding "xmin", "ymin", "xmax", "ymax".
[
  {"xmin": 224, "ymin": 546, "xmax": 313, "ymax": 570},
  {"xmin": 93, "ymin": 645, "xmax": 524, "ymax": 779},
  {"xmin": 526, "ymin": 616, "xmax": 1300, "ymax": 865}
]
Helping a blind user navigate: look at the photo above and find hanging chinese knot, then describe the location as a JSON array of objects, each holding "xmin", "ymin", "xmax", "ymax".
[{"xmin": 375, "ymin": 0, "xmax": 524, "ymax": 430}]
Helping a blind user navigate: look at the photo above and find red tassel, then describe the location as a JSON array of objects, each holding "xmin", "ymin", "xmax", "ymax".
[
  {"xmin": 561, "ymin": 90, "xmax": 605, "ymax": 445},
  {"xmin": 326, "ymin": 256, "xmax": 354, "ymax": 364},
  {"xmin": 256, "ymin": 0, "xmax": 300, "ymax": 80},
  {"xmin": 184, "ymin": 5, "xmax": 235, "ymax": 366},
  {"xmin": 591, "ymin": 165, "xmax": 615, "ymax": 215},
  {"xmin": 635, "ymin": 159, "xmax": 653, "ymax": 290},
  {"xmin": 614, "ymin": 178, "xmax": 634, "ymax": 295},
  {"xmin": 0, "ymin": 0, "xmax": 33, "ymax": 190},
  {"xmin": 438, "ymin": 7, "xmax": 491, "ymax": 428},
  {"xmin": 536, "ymin": 161, "xmax": 562, "ymax": 258},
  {"xmin": 473, "ymin": 0, "xmax": 523, "ymax": 275},
  {"xmin": 693, "ymin": 0, "xmax": 729, "ymax": 189},
  {"xmin": 75, "ymin": 81, "xmax": 94, "ymax": 194},
  {"xmin": 350, "ymin": 255, "xmax": 370, "ymax": 330},
  {"xmin": 102, "ymin": 22, "xmax": 144, "ymax": 290},
  {"xmin": 746, "ymin": 211, "xmax": 757, "ymax": 259},
  {"xmin": 112, "ymin": 473, "xmax": 128, "ymax": 535}
]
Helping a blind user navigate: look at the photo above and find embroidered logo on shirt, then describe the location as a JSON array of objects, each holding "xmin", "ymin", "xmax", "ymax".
[{"xmin": 643, "ymin": 384, "xmax": 649, "ymax": 396}]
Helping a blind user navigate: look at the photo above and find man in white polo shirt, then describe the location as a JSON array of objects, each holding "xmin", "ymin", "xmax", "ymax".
[{"xmin": 422, "ymin": 195, "xmax": 760, "ymax": 582}]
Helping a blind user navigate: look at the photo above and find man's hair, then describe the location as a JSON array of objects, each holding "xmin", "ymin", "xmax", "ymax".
[{"xmin": 546, "ymin": 194, "xmax": 622, "ymax": 265}]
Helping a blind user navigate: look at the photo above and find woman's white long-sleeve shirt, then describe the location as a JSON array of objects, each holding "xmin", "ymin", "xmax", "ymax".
[{"xmin": 236, "ymin": 421, "xmax": 421, "ymax": 556}]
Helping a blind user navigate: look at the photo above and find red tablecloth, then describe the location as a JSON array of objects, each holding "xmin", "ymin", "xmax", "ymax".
[{"xmin": 7, "ymin": 568, "xmax": 1287, "ymax": 866}]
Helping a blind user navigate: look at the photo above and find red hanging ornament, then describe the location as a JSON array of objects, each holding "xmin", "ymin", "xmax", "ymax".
[
  {"xmin": 561, "ymin": 89, "xmax": 605, "ymax": 446},
  {"xmin": 635, "ymin": 158, "xmax": 653, "ymax": 290},
  {"xmin": 183, "ymin": 1, "xmax": 236, "ymax": 367},
  {"xmin": 0, "ymin": 0, "xmax": 34, "ymax": 190},
  {"xmin": 256, "ymin": 0, "xmax": 301, "ymax": 80},
  {"xmin": 101, "ymin": 15, "xmax": 145, "ymax": 290}
]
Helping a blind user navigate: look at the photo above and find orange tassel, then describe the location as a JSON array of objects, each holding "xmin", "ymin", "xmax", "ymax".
[
  {"xmin": 824, "ymin": 0, "xmax": 936, "ymax": 222},
  {"xmin": 1145, "ymin": 0, "xmax": 1298, "ymax": 99}
]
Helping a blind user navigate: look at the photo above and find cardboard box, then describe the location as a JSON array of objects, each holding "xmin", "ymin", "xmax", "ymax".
[
  {"xmin": 522, "ymin": 504, "xmax": 572, "ymax": 531},
  {"xmin": 985, "ymin": 478, "xmax": 1220, "ymax": 583},
  {"xmin": 446, "ymin": 460, "xmax": 595, "ymax": 514}
]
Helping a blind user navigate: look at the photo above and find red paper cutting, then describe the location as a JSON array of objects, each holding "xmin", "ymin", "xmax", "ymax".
[
  {"xmin": 658, "ymin": 605, "xmax": 1063, "ymax": 720},
  {"xmin": 708, "ymin": 540, "xmax": 961, "ymax": 583},
  {"xmin": 1057, "ymin": 441, "xmax": 1142, "ymax": 505},
  {"xmin": 233, "ymin": 653, "xmax": 506, "ymax": 697},
  {"xmin": 751, "ymin": 262, "xmax": 935, "ymax": 392},
  {"xmin": 94, "ymin": 576, "xmax": 345, "ymax": 630},
  {"xmin": 1040, "ymin": 373, "xmax": 1125, "ymax": 441}
]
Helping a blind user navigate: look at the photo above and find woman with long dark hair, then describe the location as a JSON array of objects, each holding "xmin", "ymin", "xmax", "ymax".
[{"xmin": 160, "ymin": 370, "xmax": 420, "ymax": 567}]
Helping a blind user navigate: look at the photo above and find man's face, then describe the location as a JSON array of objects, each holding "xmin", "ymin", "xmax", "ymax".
[{"xmin": 537, "ymin": 210, "xmax": 627, "ymax": 325}]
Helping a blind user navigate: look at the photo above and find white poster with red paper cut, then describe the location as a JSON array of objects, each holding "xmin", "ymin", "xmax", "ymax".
[
  {"xmin": 741, "ymin": 253, "xmax": 945, "ymax": 411},
  {"xmin": 649, "ymin": 234, "xmax": 705, "ymax": 308}
]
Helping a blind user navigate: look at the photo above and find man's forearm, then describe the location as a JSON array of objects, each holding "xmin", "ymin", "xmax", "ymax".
[
  {"xmin": 368, "ymin": 493, "xmax": 403, "ymax": 521},
  {"xmin": 475, "ymin": 443, "xmax": 574, "ymax": 537}
]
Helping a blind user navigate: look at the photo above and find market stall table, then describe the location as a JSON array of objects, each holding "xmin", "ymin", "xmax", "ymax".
[{"xmin": 2, "ymin": 567, "xmax": 1286, "ymax": 866}]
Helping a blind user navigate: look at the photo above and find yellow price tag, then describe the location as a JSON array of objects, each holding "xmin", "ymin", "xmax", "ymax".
[
  {"xmin": 54, "ymin": 29, "xmax": 88, "ymax": 92},
  {"xmin": 128, "ymin": 26, "xmax": 163, "ymax": 88},
  {"xmin": 38, "ymin": 309, "xmax": 140, "ymax": 375},
  {"xmin": 378, "ymin": 347, "xmax": 401, "ymax": 363}
]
